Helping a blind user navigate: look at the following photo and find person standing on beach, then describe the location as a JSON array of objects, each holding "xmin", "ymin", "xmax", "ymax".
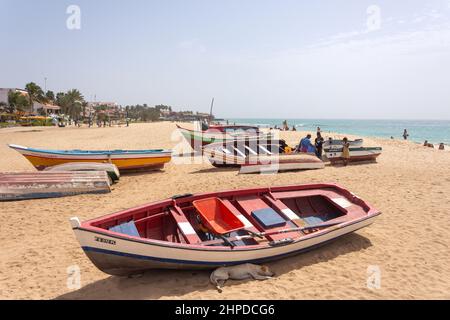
[
  {"xmin": 403, "ymin": 129, "xmax": 409, "ymax": 140},
  {"xmin": 342, "ymin": 137, "xmax": 351, "ymax": 166},
  {"xmin": 315, "ymin": 132, "xmax": 324, "ymax": 159}
]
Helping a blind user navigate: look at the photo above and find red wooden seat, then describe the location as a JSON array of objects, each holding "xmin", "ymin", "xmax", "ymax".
[{"xmin": 169, "ymin": 206, "xmax": 202, "ymax": 244}]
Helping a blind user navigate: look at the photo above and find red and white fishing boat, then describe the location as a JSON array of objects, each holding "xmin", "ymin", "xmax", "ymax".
[
  {"xmin": 325, "ymin": 147, "xmax": 382, "ymax": 164},
  {"xmin": 70, "ymin": 183, "xmax": 380, "ymax": 275},
  {"xmin": 203, "ymin": 139, "xmax": 324, "ymax": 174}
]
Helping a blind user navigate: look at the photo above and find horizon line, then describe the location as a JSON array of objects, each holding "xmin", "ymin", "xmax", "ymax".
[{"xmin": 219, "ymin": 117, "xmax": 450, "ymax": 121}]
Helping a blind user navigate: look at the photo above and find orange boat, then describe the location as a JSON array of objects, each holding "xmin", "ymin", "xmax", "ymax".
[{"xmin": 9, "ymin": 144, "xmax": 172, "ymax": 172}]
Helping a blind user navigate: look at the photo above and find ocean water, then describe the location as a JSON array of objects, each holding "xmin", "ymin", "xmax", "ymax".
[{"xmin": 224, "ymin": 119, "xmax": 450, "ymax": 145}]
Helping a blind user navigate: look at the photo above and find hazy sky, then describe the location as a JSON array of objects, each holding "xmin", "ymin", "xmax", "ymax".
[{"xmin": 1, "ymin": 0, "xmax": 450, "ymax": 119}]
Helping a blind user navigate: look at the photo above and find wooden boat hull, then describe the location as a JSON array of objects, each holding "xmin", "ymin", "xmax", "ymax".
[
  {"xmin": 325, "ymin": 147, "xmax": 382, "ymax": 164},
  {"xmin": 177, "ymin": 125, "xmax": 273, "ymax": 151},
  {"xmin": 239, "ymin": 156, "xmax": 325, "ymax": 174},
  {"xmin": 0, "ymin": 171, "xmax": 111, "ymax": 201},
  {"xmin": 70, "ymin": 183, "xmax": 380, "ymax": 275},
  {"xmin": 9, "ymin": 144, "xmax": 171, "ymax": 172},
  {"xmin": 74, "ymin": 216, "xmax": 376, "ymax": 275},
  {"xmin": 44, "ymin": 162, "xmax": 120, "ymax": 183}
]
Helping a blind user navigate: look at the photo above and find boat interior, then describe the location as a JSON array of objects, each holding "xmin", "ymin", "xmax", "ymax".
[
  {"xmin": 90, "ymin": 187, "xmax": 367, "ymax": 248},
  {"xmin": 208, "ymin": 140, "xmax": 289, "ymax": 158}
]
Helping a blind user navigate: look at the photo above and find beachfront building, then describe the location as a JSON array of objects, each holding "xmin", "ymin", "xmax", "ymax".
[
  {"xmin": 87, "ymin": 101, "xmax": 125, "ymax": 121},
  {"xmin": 0, "ymin": 88, "xmax": 29, "ymax": 105},
  {"xmin": 32, "ymin": 101, "xmax": 61, "ymax": 115},
  {"xmin": 160, "ymin": 110, "xmax": 213, "ymax": 122},
  {"xmin": 1, "ymin": 88, "xmax": 61, "ymax": 115}
]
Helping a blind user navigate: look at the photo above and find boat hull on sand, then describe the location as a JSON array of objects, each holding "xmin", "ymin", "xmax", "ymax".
[
  {"xmin": 9, "ymin": 144, "xmax": 171, "ymax": 172},
  {"xmin": 70, "ymin": 183, "xmax": 380, "ymax": 275},
  {"xmin": 203, "ymin": 140, "xmax": 324, "ymax": 173},
  {"xmin": 325, "ymin": 147, "xmax": 382, "ymax": 164},
  {"xmin": 44, "ymin": 162, "xmax": 120, "ymax": 183},
  {"xmin": 239, "ymin": 156, "xmax": 325, "ymax": 174},
  {"xmin": 0, "ymin": 171, "xmax": 110, "ymax": 201}
]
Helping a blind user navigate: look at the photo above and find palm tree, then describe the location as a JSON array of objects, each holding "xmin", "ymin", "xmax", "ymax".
[
  {"xmin": 65, "ymin": 89, "xmax": 84, "ymax": 121},
  {"xmin": 25, "ymin": 82, "xmax": 45, "ymax": 113}
]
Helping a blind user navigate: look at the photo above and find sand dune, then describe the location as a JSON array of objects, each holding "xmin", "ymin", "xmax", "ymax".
[{"xmin": 0, "ymin": 122, "xmax": 449, "ymax": 299}]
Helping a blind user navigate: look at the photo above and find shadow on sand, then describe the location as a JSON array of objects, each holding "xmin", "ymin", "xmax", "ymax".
[
  {"xmin": 325, "ymin": 160, "xmax": 379, "ymax": 168},
  {"xmin": 189, "ymin": 166, "xmax": 239, "ymax": 174},
  {"xmin": 56, "ymin": 233, "xmax": 372, "ymax": 300}
]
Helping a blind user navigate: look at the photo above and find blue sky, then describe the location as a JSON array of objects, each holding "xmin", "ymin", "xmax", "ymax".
[{"xmin": 1, "ymin": 0, "xmax": 450, "ymax": 119}]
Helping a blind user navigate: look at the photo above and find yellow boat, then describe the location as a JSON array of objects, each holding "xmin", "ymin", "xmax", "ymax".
[{"xmin": 9, "ymin": 144, "xmax": 172, "ymax": 172}]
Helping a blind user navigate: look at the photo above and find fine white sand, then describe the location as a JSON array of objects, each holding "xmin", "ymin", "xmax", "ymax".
[{"xmin": 0, "ymin": 122, "xmax": 449, "ymax": 299}]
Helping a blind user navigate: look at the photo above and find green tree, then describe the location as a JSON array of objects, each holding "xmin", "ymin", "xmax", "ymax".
[
  {"xmin": 25, "ymin": 82, "xmax": 45, "ymax": 112},
  {"xmin": 8, "ymin": 90, "xmax": 31, "ymax": 113},
  {"xmin": 45, "ymin": 90, "xmax": 55, "ymax": 103},
  {"xmin": 65, "ymin": 89, "xmax": 84, "ymax": 120}
]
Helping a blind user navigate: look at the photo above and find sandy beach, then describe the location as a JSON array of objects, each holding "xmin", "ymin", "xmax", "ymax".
[{"xmin": 0, "ymin": 122, "xmax": 449, "ymax": 300}]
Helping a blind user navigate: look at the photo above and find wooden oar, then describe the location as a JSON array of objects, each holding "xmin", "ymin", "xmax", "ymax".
[{"xmin": 201, "ymin": 221, "xmax": 342, "ymax": 246}]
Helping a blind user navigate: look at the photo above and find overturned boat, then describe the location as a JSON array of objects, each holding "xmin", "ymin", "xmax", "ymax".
[
  {"xmin": 9, "ymin": 144, "xmax": 172, "ymax": 172},
  {"xmin": 203, "ymin": 139, "xmax": 324, "ymax": 174},
  {"xmin": 44, "ymin": 162, "xmax": 120, "ymax": 183},
  {"xmin": 70, "ymin": 183, "xmax": 380, "ymax": 275},
  {"xmin": 0, "ymin": 171, "xmax": 111, "ymax": 201}
]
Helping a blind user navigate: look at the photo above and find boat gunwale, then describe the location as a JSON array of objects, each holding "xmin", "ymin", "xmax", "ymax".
[
  {"xmin": 8, "ymin": 144, "xmax": 172, "ymax": 156},
  {"xmin": 176, "ymin": 125, "xmax": 271, "ymax": 137},
  {"xmin": 76, "ymin": 183, "xmax": 380, "ymax": 251},
  {"xmin": 75, "ymin": 211, "xmax": 380, "ymax": 253}
]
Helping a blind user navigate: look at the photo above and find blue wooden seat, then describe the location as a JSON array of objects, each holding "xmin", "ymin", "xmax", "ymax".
[
  {"xmin": 251, "ymin": 208, "xmax": 286, "ymax": 229},
  {"xmin": 303, "ymin": 216, "xmax": 325, "ymax": 225},
  {"xmin": 109, "ymin": 221, "xmax": 140, "ymax": 237}
]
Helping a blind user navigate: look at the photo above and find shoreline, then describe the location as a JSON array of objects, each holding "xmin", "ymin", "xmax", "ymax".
[{"xmin": 224, "ymin": 118, "xmax": 450, "ymax": 147}]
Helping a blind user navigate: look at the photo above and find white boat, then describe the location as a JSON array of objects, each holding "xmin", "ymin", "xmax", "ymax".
[
  {"xmin": 203, "ymin": 139, "xmax": 324, "ymax": 174},
  {"xmin": 325, "ymin": 147, "xmax": 382, "ymax": 164},
  {"xmin": 44, "ymin": 162, "xmax": 120, "ymax": 183},
  {"xmin": 323, "ymin": 139, "xmax": 364, "ymax": 150}
]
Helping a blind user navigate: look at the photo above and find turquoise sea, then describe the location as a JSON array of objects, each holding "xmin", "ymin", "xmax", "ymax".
[{"xmin": 224, "ymin": 119, "xmax": 450, "ymax": 145}]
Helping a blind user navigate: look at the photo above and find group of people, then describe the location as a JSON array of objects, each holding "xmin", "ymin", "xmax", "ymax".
[
  {"xmin": 294, "ymin": 127, "xmax": 351, "ymax": 165},
  {"xmin": 424, "ymin": 140, "xmax": 446, "ymax": 150}
]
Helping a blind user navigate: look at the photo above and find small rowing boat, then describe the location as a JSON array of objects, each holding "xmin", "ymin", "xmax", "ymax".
[
  {"xmin": 44, "ymin": 162, "xmax": 120, "ymax": 183},
  {"xmin": 0, "ymin": 171, "xmax": 111, "ymax": 201},
  {"xmin": 203, "ymin": 139, "xmax": 324, "ymax": 174},
  {"xmin": 323, "ymin": 138, "xmax": 363, "ymax": 150},
  {"xmin": 9, "ymin": 144, "xmax": 172, "ymax": 172},
  {"xmin": 70, "ymin": 183, "xmax": 380, "ymax": 275},
  {"xmin": 325, "ymin": 147, "xmax": 382, "ymax": 164},
  {"xmin": 177, "ymin": 125, "xmax": 273, "ymax": 151}
]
